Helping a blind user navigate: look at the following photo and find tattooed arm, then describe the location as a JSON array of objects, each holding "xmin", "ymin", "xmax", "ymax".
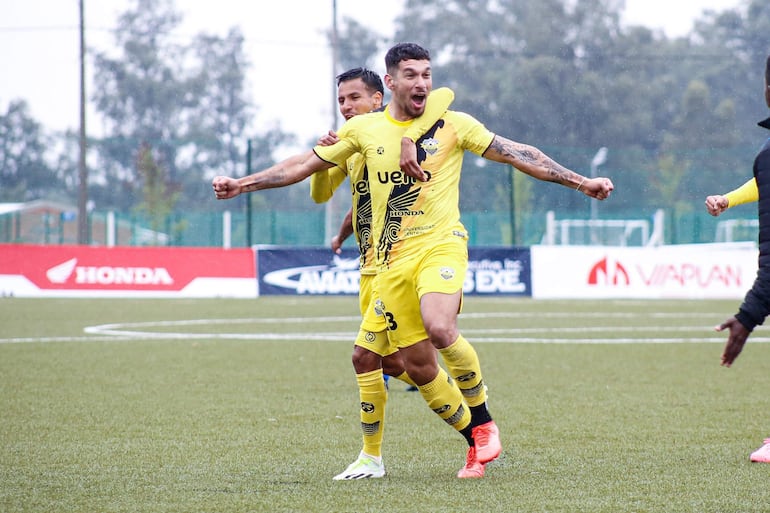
[{"xmin": 482, "ymin": 135, "xmax": 614, "ymax": 200}]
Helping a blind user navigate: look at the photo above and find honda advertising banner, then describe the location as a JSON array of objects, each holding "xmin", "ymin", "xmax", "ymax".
[
  {"xmin": 256, "ymin": 246, "xmax": 532, "ymax": 296},
  {"xmin": 531, "ymin": 244, "xmax": 757, "ymax": 299},
  {"xmin": 0, "ymin": 244, "xmax": 257, "ymax": 297}
]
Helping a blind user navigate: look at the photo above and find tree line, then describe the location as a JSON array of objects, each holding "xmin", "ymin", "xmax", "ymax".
[{"xmin": 1, "ymin": 0, "xmax": 769, "ymax": 228}]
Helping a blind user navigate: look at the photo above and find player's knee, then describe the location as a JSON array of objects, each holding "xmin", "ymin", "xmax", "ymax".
[
  {"xmin": 351, "ymin": 346, "xmax": 381, "ymax": 373},
  {"xmin": 425, "ymin": 322, "xmax": 458, "ymax": 349}
]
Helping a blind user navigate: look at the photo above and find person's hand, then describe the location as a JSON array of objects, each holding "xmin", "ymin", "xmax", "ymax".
[
  {"xmin": 580, "ymin": 177, "xmax": 614, "ymax": 200},
  {"xmin": 212, "ymin": 176, "xmax": 242, "ymax": 200},
  {"xmin": 317, "ymin": 130, "xmax": 339, "ymax": 147},
  {"xmin": 715, "ymin": 316, "xmax": 750, "ymax": 367},
  {"xmin": 400, "ymin": 137, "xmax": 428, "ymax": 182},
  {"xmin": 705, "ymin": 195, "xmax": 729, "ymax": 217},
  {"xmin": 331, "ymin": 235, "xmax": 343, "ymax": 255}
]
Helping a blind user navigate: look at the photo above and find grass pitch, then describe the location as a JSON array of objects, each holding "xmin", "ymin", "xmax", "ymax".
[{"xmin": 2, "ymin": 296, "xmax": 770, "ymax": 512}]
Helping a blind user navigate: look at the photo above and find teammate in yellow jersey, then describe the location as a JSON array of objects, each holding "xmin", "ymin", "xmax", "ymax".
[
  {"xmin": 705, "ymin": 177, "xmax": 758, "ymax": 216},
  {"xmin": 212, "ymin": 42, "xmax": 614, "ymax": 478},
  {"xmin": 308, "ymin": 67, "xmax": 455, "ymax": 480}
]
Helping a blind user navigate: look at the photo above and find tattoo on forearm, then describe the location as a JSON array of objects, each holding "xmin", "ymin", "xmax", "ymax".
[{"xmin": 491, "ymin": 136, "xmax": 577, "ymax": 184}]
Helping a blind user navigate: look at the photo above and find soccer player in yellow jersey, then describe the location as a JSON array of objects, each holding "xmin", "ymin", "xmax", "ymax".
[
  {"xmin": 705, "ymin": 177, "xmax": 758, "ymax": 216},
  {"xmin": 212, "ymin": 42, "xmax": 614, "ymax": 478},
  {"xmin": 308, "ymin": 67, "xmax": 456, "ymax": 480}
]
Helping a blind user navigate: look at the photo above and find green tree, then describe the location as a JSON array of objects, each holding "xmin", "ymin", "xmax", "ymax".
[
  {"xmin": 90, "ymin": 0, "xmax": 188, "ymax": 211},
  {"xmin": 0, "ymin": 100, "xmax": 61, "ymax": 202},
  {"xmin": 334, "ymin": 17, "xmax": 386, "ymax": 72},
  {"xmin": 133, "ymin": 142, "xmax": 178, "ymax": 244},
  {"xmin": 90, "ymin": 0, "xmax": 288, "ymax": 214}
]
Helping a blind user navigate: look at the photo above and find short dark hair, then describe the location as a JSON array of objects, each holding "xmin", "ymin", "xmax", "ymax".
[
  {"xmin": 336, "ymin": 67, "xmax": 384, "ymax": 96},
  {"xmin": 385, "ymin": 43, "xmax": 431, "ymax": 75}
]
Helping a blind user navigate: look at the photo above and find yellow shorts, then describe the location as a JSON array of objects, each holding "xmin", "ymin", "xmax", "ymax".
[
  {"xmin": 355, "ymin": 273, "xmax": 397, "ymax": 357},
  {"xmin": 375, "ymin": 237, "xmax": 467, "ymax": 348}
]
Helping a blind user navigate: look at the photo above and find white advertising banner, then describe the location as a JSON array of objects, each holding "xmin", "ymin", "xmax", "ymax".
[{"xmin": 531, "ymin": 244, "xmax": 758, "ymax": 299}]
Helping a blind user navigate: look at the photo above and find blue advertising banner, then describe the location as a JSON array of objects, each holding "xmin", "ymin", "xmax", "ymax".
[
  {"xmin": 257, "ymin": 247, "xmax": 362, "ymax": 295},
  {"xmin": 256, "ymin": 246, "xmax": 532, "ymax": 297},
  {"xmin": 466, "ymin": 247, "xmax": 531, "ymax": 296}
]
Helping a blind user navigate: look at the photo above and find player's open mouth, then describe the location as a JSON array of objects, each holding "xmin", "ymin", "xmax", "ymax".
[{"xmin": 411, "ymin": 94, "xmax": 427, "ymax": 109}]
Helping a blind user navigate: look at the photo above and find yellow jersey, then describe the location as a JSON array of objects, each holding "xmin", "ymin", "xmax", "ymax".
[{"xmin": 314, "ymin": 106, "xmax": 494, "ymax": 270}]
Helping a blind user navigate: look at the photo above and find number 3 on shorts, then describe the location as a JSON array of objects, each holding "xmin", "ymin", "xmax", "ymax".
[{"xmin": 384, "ymin": 311, "xmax": 398, "ymax": 331}]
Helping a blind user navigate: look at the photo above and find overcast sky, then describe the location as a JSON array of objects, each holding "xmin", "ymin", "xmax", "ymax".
[{"xmin": 0, "ymin": 0, "xmax": 743, "ymax": 149}]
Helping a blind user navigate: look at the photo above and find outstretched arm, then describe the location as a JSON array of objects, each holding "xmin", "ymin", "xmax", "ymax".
[
  {"xmin": 213, "ymin": 150, "xmax": 333, "ymax": 200},
  {"xmin": 482, "ymin": 135, "xmax": 614, "ymax": 200}
]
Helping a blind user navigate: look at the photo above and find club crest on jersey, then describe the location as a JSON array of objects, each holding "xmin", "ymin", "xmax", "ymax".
[
  {"xmin": 440, "ymin": 267, "xmax": 455, "ymax": 280},
  {"xmin": 420, "ymin": 137, "xmax": 439, "ymax": 156}
]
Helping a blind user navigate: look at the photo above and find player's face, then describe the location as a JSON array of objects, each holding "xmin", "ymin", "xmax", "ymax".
[
  {"xmin": 337, "ymin": 78, "xmax": 383, "ymax": 120},
  {"xmin": 387, "ymin": 59, "xmax": 432, "ymax": 120}
]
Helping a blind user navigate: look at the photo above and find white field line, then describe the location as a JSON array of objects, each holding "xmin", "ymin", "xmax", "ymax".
[{"xmin": 2, "ymin": 310, "xmax": 769, "ymax": 345}]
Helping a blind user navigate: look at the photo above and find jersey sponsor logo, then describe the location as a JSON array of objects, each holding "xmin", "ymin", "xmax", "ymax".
[
  {"xmin": 262, "ymin": 255, "xmax": 360, "ymax": 294},
  {"xmin": 353, "ymin": 179, "xmax": 369, "ymax": 195},
  {"xmin": 375, "ymin": 169, "xmax": 431, "ymax": 185},
  {"xmin": 46, "ymin": 258, "xmax": 174, "ymax": 285},
  {"xmin": 390, "ymin": 209, "xmax": 424, "ymax": 217}
]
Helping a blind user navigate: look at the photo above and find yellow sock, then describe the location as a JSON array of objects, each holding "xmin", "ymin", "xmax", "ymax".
[
  {"xmin": 439, "ymin": 335, "xmax": 487, "ymax": 407},
  {"xmin": 390, "ymin": 371, "xmax": 416, "ymax": 387},
  {"xmin": 357, "ymin": 369, "xmax": 387, "ymax": 458},
  {"xmin": 417, "ymin": 367, "xmax": 471, "ymax": 432}
]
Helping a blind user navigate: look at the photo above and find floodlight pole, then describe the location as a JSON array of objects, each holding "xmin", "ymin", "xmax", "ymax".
[{"xmin": 590, "ymin": 147, "xmax": 608, "ymax": 220}]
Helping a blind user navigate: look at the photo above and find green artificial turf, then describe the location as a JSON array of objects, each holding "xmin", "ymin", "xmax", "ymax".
[{"xmin": 1, "ymin": 296, "xmax": 769, "ymax": 512}]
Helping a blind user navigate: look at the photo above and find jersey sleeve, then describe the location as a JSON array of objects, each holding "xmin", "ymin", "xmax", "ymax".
[
  {"xmin": 314, "ymin": 118, "xmax": 361, "ymax": 169},
  {"xmin": 724, "ymin": 177, "xmax": 758, "ymax": 208},
  {"xmin": 402, "ymin": 87, "xmax": 454, "ymax": 142},
  {"xmin": 452, "ymin": 111, "xmax": 496, "ymax": 155},
  {"xmin": 309, "ymin": 167, "xmax": 348, "ymax": 204}
]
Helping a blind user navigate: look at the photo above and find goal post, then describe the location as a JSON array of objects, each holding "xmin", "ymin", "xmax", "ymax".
[{"xmin": 542, "ymin": 209, "xmax": 665, "ymax": 247}]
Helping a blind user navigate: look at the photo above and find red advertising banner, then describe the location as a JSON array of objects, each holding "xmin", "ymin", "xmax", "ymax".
[{"xmin": 0, "ymin": 244, "xmax": 256, "ymax": 298}]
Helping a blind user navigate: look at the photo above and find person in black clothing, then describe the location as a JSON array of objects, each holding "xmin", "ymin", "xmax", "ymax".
[{"xmin": 715, "ymin": 53, "xmax": 770, "ymax": 463}]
